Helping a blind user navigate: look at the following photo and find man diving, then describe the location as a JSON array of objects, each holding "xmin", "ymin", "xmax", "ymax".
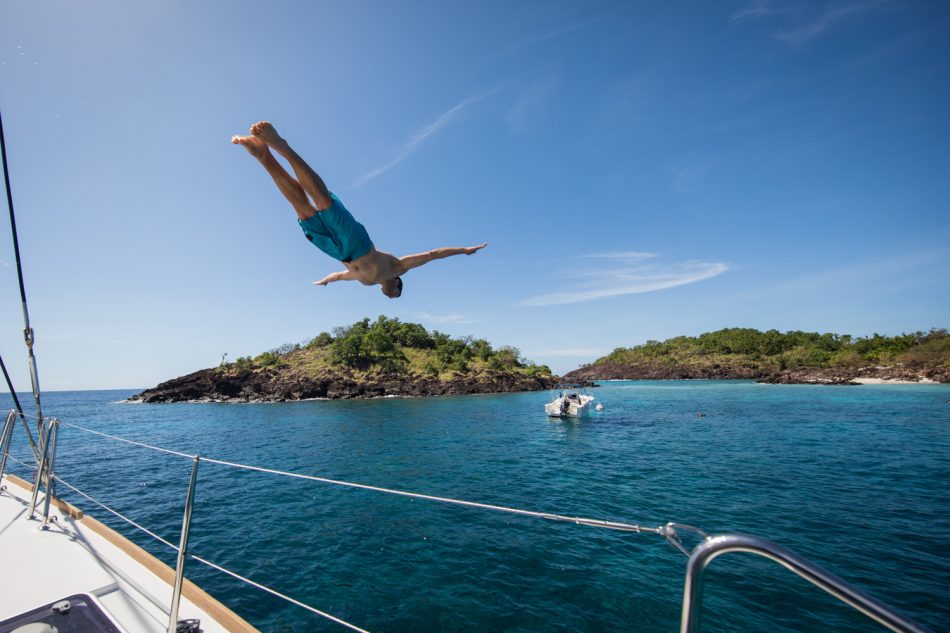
[{"xmin": 232, "ymin": 121, "xmax": 487, "ymax": 298}]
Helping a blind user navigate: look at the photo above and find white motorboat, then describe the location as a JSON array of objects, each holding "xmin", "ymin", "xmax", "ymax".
[{"xmin": 545, "ymin": 391, "xmax": 595, "ymax": 417}]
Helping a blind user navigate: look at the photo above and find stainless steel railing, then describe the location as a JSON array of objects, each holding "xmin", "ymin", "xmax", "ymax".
[
  {"xmin": 0, "ymin": 408, "xmax": 935, "ymax": 633},
  {"xmin": 678, "ymin": 533, "xmax": 932, "ymax": 633}
]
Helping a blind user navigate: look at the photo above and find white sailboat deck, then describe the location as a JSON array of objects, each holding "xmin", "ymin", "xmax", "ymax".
[{"xmin": 0, "ymin": 473, "xmax": 256, "ymax": 632}]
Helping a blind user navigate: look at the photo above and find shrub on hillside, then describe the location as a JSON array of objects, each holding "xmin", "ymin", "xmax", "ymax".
[{"xmin": 307, "ymin": 332, "xmax": 334, "ymax": 349}]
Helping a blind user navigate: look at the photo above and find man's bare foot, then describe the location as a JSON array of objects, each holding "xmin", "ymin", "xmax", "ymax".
[
  {"xmin": 250, "ymin": 121, "xmax": 290, "ymax": 153},
  {"xmin": 231, "ymin": 134, "xmax": 270, "ymax": 160}
]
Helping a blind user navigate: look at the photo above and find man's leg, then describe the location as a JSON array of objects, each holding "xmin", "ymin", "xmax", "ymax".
[
  {"xmin": 250, "ymin": 121, "xmax": 333, "ymax": 212},
  {"xmin": 232, "ymin": 135, "xmax": 317, "ymax": 220}
]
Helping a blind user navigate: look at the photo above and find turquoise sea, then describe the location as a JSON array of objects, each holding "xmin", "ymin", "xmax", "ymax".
[{"xmin": 2, "ymin": 381, "xmax": 948, "ymax": 632}]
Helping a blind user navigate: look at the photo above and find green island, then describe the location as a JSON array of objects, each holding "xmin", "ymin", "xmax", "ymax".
[
  {"xmin": 564, "ymin": 327, "xmax": 949, "ymax": 384},
  {"xmin": 131, "ymin": 316, "xmax": 559, "ymax": 402},
  {"xmin": 132, "ymin": 324, "xmax": 949, "ymax": 402}
]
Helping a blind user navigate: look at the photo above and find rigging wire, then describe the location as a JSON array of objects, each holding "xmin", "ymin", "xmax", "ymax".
[
  {"xmin": 0, "ymin": 110, "xmax": 44, "ymax": 431},
  {"xmin": 0, "ymin": 355, "xmax": 25, "ymax": 413},
  {"xmin": 0, "ymin": 353, "xmax": 38, "ymax": 460}
]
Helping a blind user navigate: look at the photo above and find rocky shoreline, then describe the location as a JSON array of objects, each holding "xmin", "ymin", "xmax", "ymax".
[
  {"xmin": 131, "ymin": 357, "xmax": 945, "ymax": 404},
  {"xmin": 563, "ymin": 361, "xmax": 946, "ymax": 385},
  {"xmin": 129, "ymin": 366, "xmax": 575, "ymax": 403}
]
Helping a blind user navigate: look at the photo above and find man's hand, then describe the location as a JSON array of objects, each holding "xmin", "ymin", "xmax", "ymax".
[{"xmin": 465, "ymin": 243, "xmax": 488, "ymax": 255}]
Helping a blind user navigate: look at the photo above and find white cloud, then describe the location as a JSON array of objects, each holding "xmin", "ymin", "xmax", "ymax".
[
  {"xmin": 498, "ymin": 13, "xmax": 614, "ymax": 58},
  {"xmin": 44, "ymin": 380, "xmax": 79, "ymax": 389},
  {"xmin": 672, "ymin": 158, "xmax": 717, "ymax": 194},
  {"xmin": 582, "ymin": 251, "xmax": 655, "ymax": 260},
  {"xmin": 775, "ymin": 1, "xmax": 888, "ymax": 46},
  {"xmin": 732, "ymin": 0, "xmax": 780, "ymax": 22},
  {"xmin": 731, "ymin": 1, "xmax": 891, "ymax": 45},
  {"xmin": 732, "ymin": 249, "xmax": 950, "ymax": 301},
  {"xmin": 526, "ymin": 347, "xmax": 610, "ymax": 357},
  {"xmin": 42, "ymin": 333, "xmax": 130, "ymax": 345},
  {"xmin": 521, "ymin": 254, "xmax": 728, "ymax": 306},
  {"xmin": 411, "ymin": 312, "xmax": 475, "ymax": 325},
  {"xmin": 354, "ymin": 89, "xmax": 496, "ymax": 187},
  {"xmin": 505, "ymin": 77, "xmax": 558, "ymax": 133}
]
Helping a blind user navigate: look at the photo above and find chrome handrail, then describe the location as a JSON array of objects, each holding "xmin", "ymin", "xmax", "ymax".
[
  {"xmin": 27, "ymin": 416, "xmax": 59, "ymax": 521},
  {"xmin": 679, "ymin": 533, "xmax": 932, "ymax": 633},
  {"xmin": 0, "ymin": 410, "xmax": 15, "ymax": 485},
  {"xmin": 168, "ymin": 456, "xmax": 200, "ymax": 633},
  {"xmin": 39, "ymin": 418, "xmax": 60, "ymax": 528}
]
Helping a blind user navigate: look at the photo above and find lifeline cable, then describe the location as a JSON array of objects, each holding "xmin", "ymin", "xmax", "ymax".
[
  {"xmin": 59, "ymin": 420, "xmax": 662, "ymax": 536},
  {"xmin": 5, "ymin": 450, "xmax": 370, "ymax": 633},
  {"xmin": 44, "ymin": 471, "xmax": 369, "ymax": 633}
]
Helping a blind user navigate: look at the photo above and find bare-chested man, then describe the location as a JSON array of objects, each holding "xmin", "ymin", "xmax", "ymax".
[{"xmin": 232, "ymin": 121, "xmax": 486, "ymax": 298}]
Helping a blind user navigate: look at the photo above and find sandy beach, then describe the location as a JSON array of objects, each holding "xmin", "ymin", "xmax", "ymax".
[{"xmin": 853, "ymin": 377, "xmax": 936, "ymax": 385}]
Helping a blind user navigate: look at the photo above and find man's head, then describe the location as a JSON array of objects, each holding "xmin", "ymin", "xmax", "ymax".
[{"xmin": 381, "ymin": 276, "xmax": 403, "ymax": 298}]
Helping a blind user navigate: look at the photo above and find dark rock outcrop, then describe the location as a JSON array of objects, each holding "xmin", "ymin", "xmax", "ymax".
[
  {"xmin": 756, "ymin": 370, "xmax": 858, "ymax": 385},
  {"xmin": 129, "ymin": 367, "xmax": 578, "ymax": 403},
  {"xmin": 564, "ymin": 361, "xmax": 768, "ymax": 382},
  {"xmin": 564, "ymin": 361, "xmax": 945, "ymax": 385}
]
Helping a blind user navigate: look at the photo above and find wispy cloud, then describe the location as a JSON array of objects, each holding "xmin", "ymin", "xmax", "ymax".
[
  {"xmin": 672, "ymin": 157, "xmax": 717, "ymax": 194},
  {"xmin": 775, "ymin": 1, "xmax": 888, "ymax": 46},
  {"xmin": 354, "ymin": 89, "xmax": 496, "ymax": 187},
  {"xmin": 44, "ymin": 333, "xmax": 130, "ymax": 345},
  {"xmin": 731, "ymin": 1, "xmax": 892, "ymax": 46},
  {"xmin": 410, "ymin": 312, "xmax": 476, "ymax": 325},
  {"xmin": 505, "ymin": 76, "xmax": 558, "ymax": 133},
  {"xmin": 499, "ymin": 12, "xmax": 614, "ymax": 58},
  {"xmin": 45, "ymin": 380, "xmax": 79, "ymax": 389},
  {"xmin": 731, "ymin": 249, "xmax": 950, "ymax": 302},
  {"xmin": 526, "ymin": 347, "xmax": 610, "ymax": 358},
  {"xmin": 582, "ymin": 251, "xmax": 655, "ymax": 260},
  {"xmin": 732, "ymin": 0, "xmax": 781, "ymax": 22},
  {"xmin": 843, "ymin": 21, "xmax": 933, "ymax": 69},
  {"xmin": 521, "ymin": 253, "xmax": 728, "ymax": 306}
]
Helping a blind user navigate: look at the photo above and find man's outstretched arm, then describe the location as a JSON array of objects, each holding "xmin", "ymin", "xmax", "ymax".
[
  {"xmin": 314, "ymin": 270, "xmax": 358, "ymax": 286},
  {"xmin": 398, "ymin": 243, "xmax": 488, "ymax": 273}
]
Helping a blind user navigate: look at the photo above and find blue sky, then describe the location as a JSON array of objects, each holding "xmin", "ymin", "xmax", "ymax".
[{"xmin": 0, "ymin": 0, "xmax": 948, "ymax": 390}]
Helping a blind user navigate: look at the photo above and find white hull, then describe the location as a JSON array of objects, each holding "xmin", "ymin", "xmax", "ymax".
[
  {"xmin": 0, "ymin": 474, "xmax": 256, "ymax": 632},
  {"xmin": 545, "ymin": 394, "xmax": 595, "ymax": 417}
]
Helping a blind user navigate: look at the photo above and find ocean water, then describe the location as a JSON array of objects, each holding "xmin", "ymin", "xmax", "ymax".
[{"xmin": 2, "ymin": 381, "xmax": 948, "ymax": 632}]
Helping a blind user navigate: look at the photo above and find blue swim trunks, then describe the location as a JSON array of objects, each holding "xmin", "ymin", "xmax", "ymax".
[{"xmin": 298, "ymin": 193, "xmax": 374, "ymax": 262}]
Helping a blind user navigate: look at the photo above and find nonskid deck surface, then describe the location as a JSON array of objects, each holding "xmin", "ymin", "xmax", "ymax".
[{"xmin": 0, "ymin": 474, "xmax": 256, "ymax": 633}]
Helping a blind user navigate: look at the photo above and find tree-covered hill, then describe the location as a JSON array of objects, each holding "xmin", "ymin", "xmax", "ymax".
[
  {"xmin": 133, "ymin": 316, "xmax": 559, "ymax": 402},
  {"xmin": 564, "ymin": 328, "xmax": 949, "ymax": 384}
]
